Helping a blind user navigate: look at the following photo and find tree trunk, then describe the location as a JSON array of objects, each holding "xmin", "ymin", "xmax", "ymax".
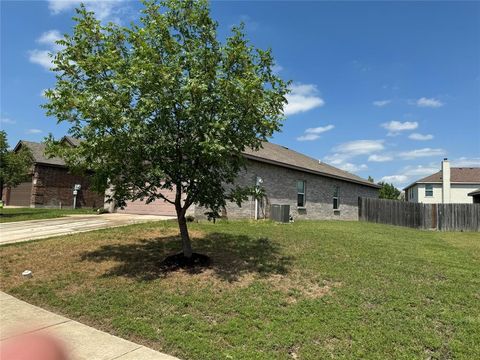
[
  {"xmin": 0, "ymin": 180, "xmax": 3, "ymax": 201},
  {"xmin": 177, "ymin": 213, "xmax": 193, "ymax": 258}
]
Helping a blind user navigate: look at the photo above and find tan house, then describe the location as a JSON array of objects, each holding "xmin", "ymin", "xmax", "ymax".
[{"xmin": 404, "ymin": 159, "xmax": 480, "ymax": 204}]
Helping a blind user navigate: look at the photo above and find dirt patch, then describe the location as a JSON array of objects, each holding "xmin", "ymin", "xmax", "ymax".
[{"xmin": 265, "ymin": 273, "xmax": 342, "ymax": 303}]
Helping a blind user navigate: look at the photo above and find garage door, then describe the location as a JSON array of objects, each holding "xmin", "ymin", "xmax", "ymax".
[
  {"xmin": 118, "ymin": 189, "xmax": 176, "ymax": 216},
  {"xmin": 7, "ymin": 181, "xmax": 32, "ymax": 206}
]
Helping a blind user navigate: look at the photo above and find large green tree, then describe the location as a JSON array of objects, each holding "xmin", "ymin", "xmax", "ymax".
[
  {"xmin": 378, "ymin": 182, "xmax": 401, "ymax": 200},
  {"xmin": 0, "ymin": 131, "xmax": 33, "ymax": 201},
  {"xmin": 43, "ymin": 0, "xmax": 288, "ymax": 258}
]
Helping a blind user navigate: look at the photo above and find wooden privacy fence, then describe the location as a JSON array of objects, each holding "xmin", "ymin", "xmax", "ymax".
[{"xmin": 358, "ymin": 197, "xmax": 480, "ymax": 232}]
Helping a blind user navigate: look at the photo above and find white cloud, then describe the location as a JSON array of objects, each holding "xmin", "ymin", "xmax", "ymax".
[
  {"xmin": 0, "ymin": 117, "xmax": 16, "ymax": 125},
  {"xmin": 324, "ymin": 140, "xmax": 385, "ymax": 166},
  {"xmin": 452, "ymin": 157, "xmax": 480, "ymax": 167},
  {"xmin": 26, "ymin": 129, "xmax": 43, "ymax": 134},
  {"xmin": 297, "ymin": 124, "xmax": 334, "ymax": 141},
  {"xmin": 380, "ymin": 164, "xmax": 440, "ymax": 187},
  {"xmin": 305, "ymin": 125, "xmax": 334, "ymax": 134},
  {"xmin": 381, "ymin": 121, "xmax": 418, "ymax": 136},
  {"xmin": 48, "ymin": 0, "xmax": 126, "ymax": 22},
  {"xmin": 338, "ymin": 163, "xmax": 368, "ymax": 173},
  {"xmin": 272, "ymin": 63, "xmax": 283, "ymax": 74},
  {"xmin": 403, "ymin": 164, "xmax": 439, "ymax": 177},
  {"xmin": 380, "ymin": 175, "xmax": 408, "ymax": 184},
  {"xmin": 297, "ymin": 133, "xmax": 320, "ymax": 142},
  {"xmin": 399, "ymin": 148, "xmax": 446, "ymax": 159},
  {"xmin": 37, "ymin": 30, "xmax": 63, "ymax": 50},
  {"xmin": 29, "ymin": 30, "xmax": 64, "ymax": 71},
  {"xmin": 284, "ymin": 83, "xmax": 325, "ymax": 116},
  {"xmin": 373, "ymin": 100, "xmax": 391, "ymax": 107},
  {"xmin": 333, "ymin": 140, "xmax": 385, "ymax": 156},
  {"xmin": 416, "ymin": 97, "xmax": 444, "ymax": 108},
  {"xmin": 408, "ymin": 133, "xmax": 434, "ymax": 141},
  {"xmin": 368, "ymin": 154, "xmax": 393, "ymax": 162},
  {"xmin": 28, "ymin": 49, "xmax": 53, "ymax": 70}
]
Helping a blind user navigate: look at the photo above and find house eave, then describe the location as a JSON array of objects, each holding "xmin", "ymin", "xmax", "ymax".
[
  {"xmin": 243, "ymin": 154, "xmax": 381, "ymax": 189},
  {"xmin": 404, "ymin": 181, "xmax": 480, "ymax": 191}
]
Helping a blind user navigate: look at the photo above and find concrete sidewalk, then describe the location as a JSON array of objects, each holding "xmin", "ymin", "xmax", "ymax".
[
  {"xmin": 0, "ymin": 292, "xmax": 180, "ymax": 360},
  {"xmin": 0, "ymin": 213, "xmax": 175, "ymax": 245}
]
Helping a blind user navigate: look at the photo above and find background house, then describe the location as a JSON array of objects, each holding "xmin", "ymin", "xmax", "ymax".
[
  {"xmin": 468, "ymin": 189, "xmax": 480, "ymax": 203},
  {"xmin": 188, "ymin": 142, "xmax": 380, "ymax": 220},
  {"xmin": 2, "ymin": 138, "xmax": 104, "ymax": 209},
  {"xmin": 404, "ymin": 159, "xmax": 480, "ymax": 204}
]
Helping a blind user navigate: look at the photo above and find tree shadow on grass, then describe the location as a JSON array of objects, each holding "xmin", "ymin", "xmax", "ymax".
[{"xmin": 80, "ymin": 232, "xmax": 293, "ymax": 282}]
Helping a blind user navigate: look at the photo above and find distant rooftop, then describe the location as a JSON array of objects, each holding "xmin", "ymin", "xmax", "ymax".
[{"xmin": 404, "ymin": 167, "xmax": 480, "ymax": 190}]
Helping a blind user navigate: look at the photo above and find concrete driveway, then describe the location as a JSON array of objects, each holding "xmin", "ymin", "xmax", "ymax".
[{"xmin": 0, "ymin": 213, "xmax": 175, "ymax": 245}]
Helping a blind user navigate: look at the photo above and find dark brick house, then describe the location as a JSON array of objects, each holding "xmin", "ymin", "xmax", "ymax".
[{"xmin": 3, "ymin": 137, "xmax": 104, "ymax": 209}]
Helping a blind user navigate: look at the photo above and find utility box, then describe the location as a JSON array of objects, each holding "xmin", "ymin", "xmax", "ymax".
[{"xmin": 270, "ymin": 204, "xmax": 290, "ymax": 223}]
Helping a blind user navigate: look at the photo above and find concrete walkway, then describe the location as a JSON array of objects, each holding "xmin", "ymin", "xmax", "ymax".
[
  {"xmin": 0, "ymin": 292, "xmax": 180, "ymax": 360},
  {"xmin": 0, "ymin": 213, "xmax": 175, "ymax": 245}
]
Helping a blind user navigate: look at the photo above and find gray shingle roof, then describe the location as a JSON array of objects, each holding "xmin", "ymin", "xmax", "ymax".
[
  {"xmin": 243, "ymin": 142, "xmax": 380, "ymax": 188},
  {"xmin": 15, "ymin": 141, "xmax": 67, "ymax": 166},
  {"xmin": 15, "ymin": 139, "xmax": 379, "ymax": 188}
]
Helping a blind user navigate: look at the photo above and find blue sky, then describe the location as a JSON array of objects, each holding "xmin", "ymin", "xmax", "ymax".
[{"xmin": 1, "ymin": 0, "xmax": 479, "ymax": 188}]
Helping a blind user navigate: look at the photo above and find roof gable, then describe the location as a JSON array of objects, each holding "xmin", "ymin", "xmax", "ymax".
[{"xmin": 14, "ymin": 140, "xmax": 67, "ymax": 167}]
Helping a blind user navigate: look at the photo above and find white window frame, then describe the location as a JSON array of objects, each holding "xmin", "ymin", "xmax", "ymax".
[{"xmin": 297, "ymin": 180, "xmax": 306, "ymax": 208}]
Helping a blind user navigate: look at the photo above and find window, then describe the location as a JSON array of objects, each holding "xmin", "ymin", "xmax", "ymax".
[
  {"xmin": 297, "ymin": 180, "xmax": 306, "ymax": 207},
  {"xmin": 333, "ymin": 186, "xmax": 340, "ymax": 210},
  {"xmin": 425, "ymin": 184, "xmax": 433, "ymax": 197}
]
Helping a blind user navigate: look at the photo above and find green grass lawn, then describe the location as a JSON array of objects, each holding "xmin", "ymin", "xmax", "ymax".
[
  {"xmin": 0, "ymin": 220, "xmax": 479, "ymax": 359},
  {"xmin": 0, "ymin": 207, "xmax": 97, "ymax": 223}
]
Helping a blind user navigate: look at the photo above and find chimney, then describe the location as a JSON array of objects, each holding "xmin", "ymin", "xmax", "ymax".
[{"xmin": 442, "ymin": 158, "xmax": 450, "ymax": 204}]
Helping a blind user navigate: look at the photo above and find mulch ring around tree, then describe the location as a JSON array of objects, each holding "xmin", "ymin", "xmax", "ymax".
[{"xmin": 159, "ymin": 252, "xmax": 211, "ymax": 273}]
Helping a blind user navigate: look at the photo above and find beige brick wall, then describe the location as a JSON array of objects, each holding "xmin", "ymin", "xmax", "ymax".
[{"xmin": 192, "ymin": 159, "xmax": 379, "ymax": 221}]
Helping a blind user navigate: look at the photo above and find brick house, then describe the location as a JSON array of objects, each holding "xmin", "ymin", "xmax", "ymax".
[
  {"xmin": 114, "ymin": 142, "xmax": 380, "ymax": 220},
  {"xmin": 3, "ymin": 138, "xmax": 104, "ymax": 209},
  {"xmin": 187, "ymin": 142, "xmax": 380, "ymax": 220},
  {"xmin": 4, "ymin": 138, "xmax": 379, "ymax": 219}
]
